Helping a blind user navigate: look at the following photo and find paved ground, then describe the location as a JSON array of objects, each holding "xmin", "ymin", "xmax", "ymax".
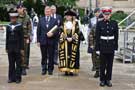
[
  {"xmin": 0, "ymin": 43, "xmax": 135, "ymax": 90},
  {"xmin": 0, "ymin": 29, "xmax": 135, "ymax": 90}
]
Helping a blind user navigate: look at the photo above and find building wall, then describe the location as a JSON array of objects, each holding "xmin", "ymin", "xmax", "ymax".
[
  {"xmin": 77, "ymin": 0, "xmax": 135, "ymax": 12},
  {"xmin": 99, "ymin": 0, "xmax": 135, "ymax": 8},
  {"xmin": 76, "ymin": 0, "xmax": 89, "ymax": 8}
]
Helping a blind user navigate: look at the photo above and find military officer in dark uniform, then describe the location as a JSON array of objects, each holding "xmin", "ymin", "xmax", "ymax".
[
  {"xmin": 37, "ymin": 6, "xmax": 58, "ymax": 75},
  {"xmin": 95, "ymin": 7, "xmax": 119, "ymax": 87},
  {"xmin": 6, "ymin": 8, "xmax": 24, "ymax": 84}
]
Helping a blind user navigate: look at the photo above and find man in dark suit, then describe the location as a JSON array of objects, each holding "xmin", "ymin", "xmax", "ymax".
[
  {"xmin": 6, "ymin": 8, "xmax": 24, "ymax": 84},
  {"xmin": 37, "ymin": 6, "xmax": 58, "ymax": 75},
  {"xmin": 95, "ymin": 7, "xmax": 119, "ymax": 87},
  {"xmin": 51, "ymin": 5, "xmax": 63, "ymax": 65}
]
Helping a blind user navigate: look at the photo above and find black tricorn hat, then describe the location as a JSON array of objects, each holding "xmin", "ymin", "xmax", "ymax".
[
  {"xmin": 9, "ymin": 8, "xmax": 19, "ymax": 17},
  {"xmin": 65, "ymin": 10, "xmax": 76, "ymax": 16}
]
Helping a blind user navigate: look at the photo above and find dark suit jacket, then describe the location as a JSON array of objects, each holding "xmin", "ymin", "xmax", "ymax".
[
  {"xmin": 6, "ymin": 23, "xmax": 24, "ymax": 52},
  {"xmin": 52, "ymin": 14, "xmax": 63, "ymax": 41},
  {"xmin": 37, "ymin": 16, "xmax": 58, "ymax": 45},
  {"xmin": 55, "ymin": 14, "xmax": 62, "ymax": 27},
  {"xmin": 51, "ymin": 14, "xmax": 62, "ymax": 26}
]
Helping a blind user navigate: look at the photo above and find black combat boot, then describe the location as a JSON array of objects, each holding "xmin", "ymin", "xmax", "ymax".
[
  {"xmin": 94, "ymin": 71, "xmax": 99, "ymax": 78},
  {"xmin": 22, "ymin": 68, "xmax": 27, "ymax": 75}
]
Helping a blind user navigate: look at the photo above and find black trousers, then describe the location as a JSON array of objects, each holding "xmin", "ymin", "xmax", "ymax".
[
  {"xmin": 8, "ymin": 51, "xmax": 22, "ymax": 81},
  {"xmin": 40, "ymin": 45, "xmax": 54, "ymax": 72},
  {"xmin": 100, "ymin": 53, "xmax": 114, "ymax": 81},
  {"xmin": 26, "ymin": 43, "xmax": 30, "ymax": 67},
  {"xmin": 54, "ymin": 41, "xmax": 58, "ymax": 63}
]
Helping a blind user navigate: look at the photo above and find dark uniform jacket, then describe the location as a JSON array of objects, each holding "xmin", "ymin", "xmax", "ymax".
[
  {"xmin": 6, "ymin": 23, "xmax": 24, "ymax": 52},
  {"xmin": 95, "ymin": 20, "xmax": 119, "ymax": 53},
  {"xmin": 37, "ymin": 16, "xmax": 58, "ymax": 45}
]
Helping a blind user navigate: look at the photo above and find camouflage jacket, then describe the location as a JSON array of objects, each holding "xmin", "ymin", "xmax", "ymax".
[
  {"xmin": 88, "ymin": 17, "xmax": 97, "ymax": 50},
  {"xmin": 17, "ymin": 14, "xmax": 31, "ymax": 38}
]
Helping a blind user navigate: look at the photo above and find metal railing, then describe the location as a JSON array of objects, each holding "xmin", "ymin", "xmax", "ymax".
[
  {"xmin": 117, "ymin": 9, "xmax": 135, "ymax": 63},
  {"xmin": 118, "ymin": 8, "xmax": 135, "ymax": 26},
  {"xmin": 122, "ymin": 21, "xmax": 135, "ymax": 63}
]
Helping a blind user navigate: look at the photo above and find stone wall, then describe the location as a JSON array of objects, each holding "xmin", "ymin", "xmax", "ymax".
[
  {"xmin": 77, "ymin": 0, "xmax": 135, "ymax": 12},
  {"xmin": 99, "ymin": 0, "xmax": 135, "ymax": 8}
]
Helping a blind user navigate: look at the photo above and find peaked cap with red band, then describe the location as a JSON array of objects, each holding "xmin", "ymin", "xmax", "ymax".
[{"xmin": 102, "ymin": 6, "xmax": 112, "ymax": 15}]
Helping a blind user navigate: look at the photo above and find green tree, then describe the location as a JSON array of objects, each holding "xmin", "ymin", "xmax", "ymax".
[
  {"xmin": 47, "ymin": 0, "xmax": 79, "ymax": 17},
  {"xmin": 23, "ymin": 0, "xmax": 80, "ymax": 16},
  {"xmin": 55, "ymin": 0, "xmax": 79, "ymax": 7},
  {"xmin": 23, "ymin": 0, "xmax": 44, "ymax": 16},
  {"xmin": 46, "ymin": 0, "xmax": 79, "ymax": 7},
  {"xmin": 34, "ymin": 0, "xmax": 44, "ymax": 16}
]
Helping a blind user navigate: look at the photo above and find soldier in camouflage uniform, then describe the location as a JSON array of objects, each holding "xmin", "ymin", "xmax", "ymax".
[
  {"xmin": 88, "ymin": 8, "xmax": 103, "ymax": 78},
  {"xmin": 17, "ymin": 4, "xmax": 31, "ymax": 75}
]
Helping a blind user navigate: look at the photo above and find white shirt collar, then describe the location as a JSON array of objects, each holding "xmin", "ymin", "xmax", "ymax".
[
  {"xmin": 46, "ymin": 16, "xmax": 50, "ymax": 21},
  {"xmin": 65, "ymin": 21, "xmax": 73, "ymax": 30},
  {"xmin": 52, "ymin": 14, "xmax": 56, "ymax": 19}
]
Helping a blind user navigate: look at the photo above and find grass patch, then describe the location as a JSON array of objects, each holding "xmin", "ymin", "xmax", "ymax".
[{"xmin": 0, "ymin": 21, "xmax": 10, "ymax": 25}]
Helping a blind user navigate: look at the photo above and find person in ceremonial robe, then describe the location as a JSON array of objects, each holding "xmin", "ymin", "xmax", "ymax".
[{"xmin": 59, "ymin": 10, "xmax": 84, "ymax": 76}]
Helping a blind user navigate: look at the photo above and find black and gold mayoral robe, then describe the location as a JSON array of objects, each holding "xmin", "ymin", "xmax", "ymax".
[{"xmin": 59, "ymin": 20, "xmax": 84, "ymax": 73}]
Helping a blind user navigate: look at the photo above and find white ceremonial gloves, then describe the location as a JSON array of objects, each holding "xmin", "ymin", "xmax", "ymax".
[{"xmin": 96, "ymin": 51, "xmax": 100, "ymax": 55}]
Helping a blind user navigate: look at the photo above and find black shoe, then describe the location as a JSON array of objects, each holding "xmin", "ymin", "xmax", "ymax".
[
  {"xmin": 92, "ymin": 66, "xmax": 96, "ymax": 71},
  {"xmin": 69, "ymin": 72, "xmax": 74, "ymax": 76},
  {"xmin": 26, "ymin": 66, "xmax": 30, "ymax": 69},
  {"xmin": 22, "ymin": 69, "xmax": 27, "ymax": 75},
  {"xmin": 106, "ymin": 80, "xmax": 112, "ymax": 87},
  {"xmin": 42, "ymin": 71, "xmax": 47, "ymax": 75},
  {"xmin": 65, "ymin": 72, "xmax": 69, "ymax": 76},
  {"xmin": 100, "ymin": 81, "xmax": 105, "ymax": 87},
  {"xmin": 16, "ymin": 80, "xmax": 21, "ymax": 84},
  {"xmin": 94, "ymin": 71, "xmax": 99, "ymax": 78},
  {"xmin": 48, "ymin": 72, "xmax": 53, "ymax": 75},
  {"xmin": 8, "ymin": 80, "xmax": 15, "ymax": 83}
]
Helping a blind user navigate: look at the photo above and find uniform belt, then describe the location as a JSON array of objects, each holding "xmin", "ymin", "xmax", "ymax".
[
  {"xmin": 24, "ymin": 37, "xmax": 29, "ymax": 39},
  {"xmin": 24, "ymin": 35, "xmax": 29, "ymax": 38},
  {"xmin": 100, "ymin": 36, "xmax": 114, "ymax": 40}
]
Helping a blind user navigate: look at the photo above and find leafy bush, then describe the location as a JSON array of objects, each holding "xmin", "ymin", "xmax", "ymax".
[
  {"xmin": 78, "ymin": 8, "xmax": 85, "ymax": 18},
  {"xmin": 111, "ymin": 10, "xmax": 128, "ymax": 23}
]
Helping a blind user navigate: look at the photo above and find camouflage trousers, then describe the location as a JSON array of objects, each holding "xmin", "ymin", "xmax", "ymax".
[
  {"xmin": 21, "ymin": 38, "xmax": 30, "ymax": 68},
  {"xmin": 91, "ymin": 50, "xmax": 100, "ymax": 71}
]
